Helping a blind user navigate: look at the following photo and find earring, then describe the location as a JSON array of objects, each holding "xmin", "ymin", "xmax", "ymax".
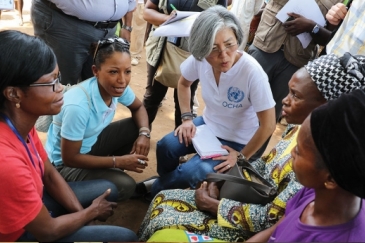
[
  {"xmin": 15, "ymin": 103, "xmax": 20, "ymax": 108},
  {"xmin": 324, "ymin": 182, "xmax": 328, "ymax": 186}
]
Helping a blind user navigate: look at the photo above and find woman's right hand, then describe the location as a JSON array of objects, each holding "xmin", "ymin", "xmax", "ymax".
[
  {"xmin": 174, "ymin": 120, "xmax": 196, "ymax": 147},
  {"xmin": 116, "ymin": 154, "xmax": 149, "ymax": 173},
  {"xmin": 90, "ymin": 189, "xmax": 117, "ymax": 222},
  {"xmin": 163, "ymin": 10, "xmax": 177, "ymax": 22}
]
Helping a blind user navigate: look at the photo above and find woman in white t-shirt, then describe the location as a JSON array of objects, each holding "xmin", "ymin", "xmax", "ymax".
[{"xmin": 140, "ymin": 5, "xmax": 276, "ymax": 198}]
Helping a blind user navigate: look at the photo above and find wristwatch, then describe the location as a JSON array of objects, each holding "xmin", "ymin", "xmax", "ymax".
[
  {"xmin": 312, "ymin": 24, "xmax": 320, "ymax": 34},
  {"xmin": 122, "ymin": 24, "xmax": 133, "ymax": 32},
  {"xmin": 139, "ymin": 131, "xmax": 151, "ymax": 138},
  {"xmin": 237, "ymin": 152, "xmax": 248, "ymax": 163}
]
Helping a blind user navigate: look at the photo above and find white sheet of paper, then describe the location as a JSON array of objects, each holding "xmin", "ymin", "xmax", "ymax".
[
  {"xmin": 153, "ymin": 13, "xmax": 200, "ymax": 37},
  {"xmin": 0, "ymin": 0, "xmax": 14, "ymax": 10},
  {"xmin": 276, "ymin": 0, "xmax": 326, "ymax": 48}
]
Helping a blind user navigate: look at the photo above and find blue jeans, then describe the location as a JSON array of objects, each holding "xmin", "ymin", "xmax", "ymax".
[
  {"xmin": 151, "ymin": 116, "xmax": 245, "ymax": 196},
  {"xmin": 18, "ymin": 180, "xmax": 138, "ymax": 242}
]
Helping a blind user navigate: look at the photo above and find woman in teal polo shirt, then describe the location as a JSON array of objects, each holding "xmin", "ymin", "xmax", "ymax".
[{"xmin": 45, "ymin": 38, "xmax": 151, "ymax": 201}]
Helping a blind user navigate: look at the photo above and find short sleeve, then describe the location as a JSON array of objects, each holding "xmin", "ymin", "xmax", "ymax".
[
  {"xmin": 180, "ymin": 55, "xmax": 199, "ymax": 82},
  {"xmin": 0, "ymin": 155, "xmax": 42, "ymax": 234},
  {"xmin": 60, "ymin": 104, "xmax": 90, "ymax": 141},
  {"xmin": 246, "ymin": 62, "xmax": 275, "ymax": 112},
  {"xmin": 117, "ymin": 86, "xmax": 136, "ymax": 106}
]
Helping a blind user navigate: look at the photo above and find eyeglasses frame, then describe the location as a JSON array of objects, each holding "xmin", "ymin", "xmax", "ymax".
[
  {"xmin": 208, "ymin": 43, "xmax": 239, "ymax": 57},
  {"xmin": 28, "ymin": 73, "xmax": 62, "ymax": 92}
]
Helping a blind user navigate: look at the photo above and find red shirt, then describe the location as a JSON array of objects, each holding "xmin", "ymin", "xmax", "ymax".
[{"xmin": 0, "ymin": 123, "xmax": 47, "ymax": 241}]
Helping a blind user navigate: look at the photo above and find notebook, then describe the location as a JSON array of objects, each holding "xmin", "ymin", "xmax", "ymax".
[{"xmin": 192, "ymin": 125, "xmax": 229, "ymax": 159}]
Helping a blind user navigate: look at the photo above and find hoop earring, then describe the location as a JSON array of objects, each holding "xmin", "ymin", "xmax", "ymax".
[{"xmin": 15, "ymin": 103, "xmax": 20, "ymax": 108}]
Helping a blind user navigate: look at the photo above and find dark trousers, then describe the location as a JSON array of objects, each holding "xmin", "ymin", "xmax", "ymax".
[
  {"xmin": 143, "ymin": 62, "xmax": 199, "ymax": 129},
  {"xmin": 58, "ymin": 118, "xmax": 139, "ymax": 201},
  {"xmin": 31, "ymin": 0, "xmax": 117, "ymax": 85}
]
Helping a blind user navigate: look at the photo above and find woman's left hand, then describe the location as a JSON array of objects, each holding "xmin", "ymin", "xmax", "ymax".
[
  {"xmin": 213, "ymin": 145, "xmax": 238, "ymax": 173},
  {"xmin": 131, "ymin": 135, "xmax": 150, "ymax": 156}
]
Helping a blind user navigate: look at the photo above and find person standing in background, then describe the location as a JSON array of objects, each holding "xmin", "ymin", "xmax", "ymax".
[
  {"xmin": 0, "ymin": 0, "xmax": 24, "ymax": 26},
  {"xmin": 246, "ymin": 0, "xmax": 340, "ymax": 161},
  {"xmin": 131, "ymin": 0, "xmax": 148, "ymax": 66},
  {"xmin": 31, "ymin": 0, "xmax": 136, "ymax": 85},
  {"xmin": 230, "ymin": 0, "xmax": 264, "ymax": 51}
]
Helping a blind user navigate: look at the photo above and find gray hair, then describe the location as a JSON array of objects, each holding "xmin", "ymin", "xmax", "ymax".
[{"xmin": 189, "ymin": 5, "xmax": 244, "ymax": 61}]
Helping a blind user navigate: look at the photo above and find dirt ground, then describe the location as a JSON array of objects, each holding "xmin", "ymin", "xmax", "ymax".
[{"xmin": 1, "ymin": 1, "xmax": 285, "ymax": 235}]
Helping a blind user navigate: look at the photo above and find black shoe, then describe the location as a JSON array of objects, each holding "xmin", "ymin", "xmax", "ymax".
[
  {"xmin": 131, "ymin": 176, "xmax": 159, "ymax": 199},
  {"xmin": 143, "ymin": 192, "xmax": 154, "ymax": 203}
]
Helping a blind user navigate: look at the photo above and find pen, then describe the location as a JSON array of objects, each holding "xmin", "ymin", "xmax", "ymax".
[
  {"xmin": 170, "ymin": 4, "xmax": 178, "ymax": 10},
  {"xmin": 342, "ymin": 0, "xmax": 352, "ymax": 7}
]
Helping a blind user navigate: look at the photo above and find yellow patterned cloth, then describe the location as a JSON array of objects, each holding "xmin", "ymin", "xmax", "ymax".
[{"xmin": 138, "ymin": 125, "xmax": 303, "ymax": 242}]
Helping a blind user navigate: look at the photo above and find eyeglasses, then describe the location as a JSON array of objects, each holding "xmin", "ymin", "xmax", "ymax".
[
  {"xmin": 28, "ymin": 73, "xmax": 62, "ymax": 92},
  {"xmin": 209, "ymin": 43, "xmax": 238, "ymax": 57},
  {"xmin": 93, "ymin": 37, "xmax": 130, "ymax": 62}
]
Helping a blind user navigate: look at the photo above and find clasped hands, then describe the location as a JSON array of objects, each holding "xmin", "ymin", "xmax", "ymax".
[
  {"xmin": 195, "ymin": 181, "xmax": 220, "ymax": 215},
  {"xmin": 112, "ymin": 135, "xmax": 150, "ymax": 173}
]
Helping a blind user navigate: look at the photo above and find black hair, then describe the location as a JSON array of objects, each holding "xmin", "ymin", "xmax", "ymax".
[
  {"xmin": 0, "ymin": 30, "xmax": 57, "ymax": 107},
  {"xmin": 90, "ymin": 38, "xmax": 130, "ymax": 70}
]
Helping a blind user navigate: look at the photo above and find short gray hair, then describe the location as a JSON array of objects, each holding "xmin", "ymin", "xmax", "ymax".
[{"xmin": 189, "ymin": 5, "xmax": 244, "ymax": 61}]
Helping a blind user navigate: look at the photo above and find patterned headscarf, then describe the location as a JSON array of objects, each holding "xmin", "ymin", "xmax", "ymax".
[
  {"xmin": 310, "ymin": 89, "xmax": 365, "ymax": 198},
  {"xmin": 305, "ymin": 52, "xmax": 365, "ymax": 101}
]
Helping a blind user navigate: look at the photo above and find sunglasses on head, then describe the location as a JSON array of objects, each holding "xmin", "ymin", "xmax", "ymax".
[{"xmin": 93, "ymin": 38, "xmax": 130, "ymax": 62}]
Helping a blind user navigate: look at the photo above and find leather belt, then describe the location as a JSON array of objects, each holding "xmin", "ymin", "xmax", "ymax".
[{"xmin": 40, "ymin": 0, "xmax": 119, "ymax": 29}]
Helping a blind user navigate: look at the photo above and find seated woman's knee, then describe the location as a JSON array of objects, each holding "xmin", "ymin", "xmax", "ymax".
[{"xmin": 113, "ymin": 175, "xmax": 136, "ymax": 201}]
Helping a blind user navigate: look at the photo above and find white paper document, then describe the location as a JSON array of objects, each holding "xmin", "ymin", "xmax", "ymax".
[
  {"xmin": 0, "ymin": 0, "xmax": 14, "ymax": 10},
  {"xmin": 276, "ymin": 0, "xmax": 326, "ymax": 48},
  {"xmin": 192, "ymin": 125, "xmax": 229, "ymax": 160},
  {"xmin": 153, "ymin": 12, "xmax": 200, "ymax": 37}
]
